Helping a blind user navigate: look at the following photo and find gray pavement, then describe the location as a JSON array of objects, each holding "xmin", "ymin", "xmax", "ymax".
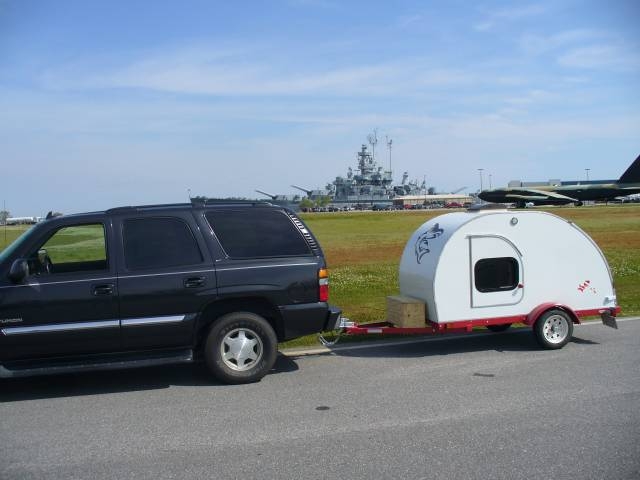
[{"xmin": 1, "ymin": 319, "xmax": 639, "ymax": 479}]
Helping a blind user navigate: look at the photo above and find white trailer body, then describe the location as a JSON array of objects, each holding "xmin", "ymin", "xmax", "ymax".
[{"xmin": 399, "ymin": 209, "xmax": 618, "ymax": 328}]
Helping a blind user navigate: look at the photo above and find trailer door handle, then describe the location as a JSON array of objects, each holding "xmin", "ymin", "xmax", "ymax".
[
  {"xmin": 184, "ymin": 277, "xmax": 206, "ymax": 288},
  {"xmin": 93, "ymin": 284, "xmax": 114, "ymax": 296}
]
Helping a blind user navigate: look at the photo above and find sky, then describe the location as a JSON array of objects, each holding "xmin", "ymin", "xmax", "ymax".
[{"xmin": 1, "ymin": 0, "xmax": 639, "ymax": 215}]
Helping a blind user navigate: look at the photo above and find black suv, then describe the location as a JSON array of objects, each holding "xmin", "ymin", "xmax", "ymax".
[{"xmin": 0, "ymin": 200, "xmax": 341, "ymax": 384}]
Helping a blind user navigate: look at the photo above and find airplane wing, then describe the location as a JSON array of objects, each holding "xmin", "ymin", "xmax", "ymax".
[{"xmin": 500, "ymin": 188, "xmax": 577, "ymax": 203}]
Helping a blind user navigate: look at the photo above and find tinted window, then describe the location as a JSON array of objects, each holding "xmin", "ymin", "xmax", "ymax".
[
  {"xmin": 205, "ymin": 210, "xmax": 312, "ymax": 258},
  {"xmin": 35, "ymin": 224, "xmax": 108, "ymax": 274},
  {"xmin": 474, "ymin": 257, "xmax": 519, "ymax": 292},
  {"xmin": 124, "ymin": 217, "xmax": 202, "ymax": 270}
]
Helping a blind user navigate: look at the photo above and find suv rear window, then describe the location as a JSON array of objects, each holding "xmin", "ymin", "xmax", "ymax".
[
  {"xmin": 123, "ymin": 217, "xmax": 203, "ymax": 270},
  {"xmin": 205, "ymin": 210, "xmax": 312, "ymax": 258}
]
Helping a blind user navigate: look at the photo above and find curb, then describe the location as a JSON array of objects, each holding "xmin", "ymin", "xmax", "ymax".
[{"xmin": 281, "ymin": 316, "xmax": 640, "ymax": 357}]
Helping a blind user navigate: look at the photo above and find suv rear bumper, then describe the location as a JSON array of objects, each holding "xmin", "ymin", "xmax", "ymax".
[{"xmin": 279, "ymin": 302, "xmax": 342, "ymax": 341}]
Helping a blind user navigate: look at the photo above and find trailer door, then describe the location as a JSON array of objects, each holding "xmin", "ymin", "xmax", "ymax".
[{"xmin": 469, "ymin": 235, "xmax": 523, "ymax": 308}]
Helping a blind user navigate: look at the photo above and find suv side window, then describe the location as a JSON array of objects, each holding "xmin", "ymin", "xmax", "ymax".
[
  {"xmin": 123, "ymin": 217, "xmax": 203, "ymax": 270},
  {"xmin": 34, "ymin": 224, "xmax": 108, "ymax": 274},
  {"xmin": 205, "ymin": 210, "xmax": 312, "ymax": 258}
]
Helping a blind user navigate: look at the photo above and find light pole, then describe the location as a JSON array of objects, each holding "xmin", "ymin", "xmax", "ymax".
[
  {"xmin": 478, "ymin": 168, "xmax": 484, "ymax": 191},
  {"xmin": 585, "ymin": 168, "xmax": 590, "ymax": 182},
  {"xmin": 489, "ymin": 173, "xmax": 492, "ymax": 190}
]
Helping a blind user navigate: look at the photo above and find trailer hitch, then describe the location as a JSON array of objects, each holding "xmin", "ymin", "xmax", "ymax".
[{"xmin": 317, "ymin": 317, "xmax": 355, "ymax": 347}]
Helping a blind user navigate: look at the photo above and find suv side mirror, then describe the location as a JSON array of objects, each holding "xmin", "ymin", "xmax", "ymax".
[{"xmin": 9, "ymin": 258, "xmax": 29, "ymax": 283}]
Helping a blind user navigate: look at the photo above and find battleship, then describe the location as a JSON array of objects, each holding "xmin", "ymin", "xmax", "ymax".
[{"xmin": 256, "ymin": 135, "xmax": 425, "ymax": 210}]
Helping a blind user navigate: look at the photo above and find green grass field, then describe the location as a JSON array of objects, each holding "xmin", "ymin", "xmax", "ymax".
[{"xmin": 2, "ymin": 205, "xmax": 638, "ymax": 349}]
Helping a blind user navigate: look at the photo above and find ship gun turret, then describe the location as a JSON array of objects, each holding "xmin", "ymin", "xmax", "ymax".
[
  {"xmin": 255, "ymin": 190, "xmax": 278, "ymax": 200},
  {"xmin": 291, "ymin": 185, "xmax": 313, "ymax": 196}
]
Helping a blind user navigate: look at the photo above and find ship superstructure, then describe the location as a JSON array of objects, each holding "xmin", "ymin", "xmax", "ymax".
[
  {"xmin": 290, "ymin": 140, "xmax": 424, "ymax": 206},
  {"xmin": 258, "ymin": 133, "xmax": 426, "ymax": 209}
]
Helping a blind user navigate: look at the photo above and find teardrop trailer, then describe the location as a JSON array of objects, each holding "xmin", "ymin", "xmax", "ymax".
[{"xmin": 326, "ymin": 208, "xmax": 619, "ymax": 348}]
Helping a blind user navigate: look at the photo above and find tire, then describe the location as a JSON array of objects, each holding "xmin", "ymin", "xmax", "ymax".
[
  {"xmin": 533, "ymin": 309, "xmax": 574, "ymax": 349},
  {"xmin": 204, "ymin": 312, "xmax": 277, "ymax": 384},
  {"xmin": 487, "ymin": 323, "xmax": 511, "ymax": 333}
]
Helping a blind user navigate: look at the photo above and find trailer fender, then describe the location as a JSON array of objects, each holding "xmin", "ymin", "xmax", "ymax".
[{"xmin": 525, "ymin": 303, "xmax": 580, "ymax": 327}]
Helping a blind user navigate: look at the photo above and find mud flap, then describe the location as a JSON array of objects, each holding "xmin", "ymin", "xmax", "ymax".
[{"xmin": 601, "ymin": 310, "xmax": 618, "ymax": 329}]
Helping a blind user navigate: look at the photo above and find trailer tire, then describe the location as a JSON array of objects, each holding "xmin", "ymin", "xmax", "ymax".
[
  {"xmin": 487, "ymin": 323, "xmax": 511, "ymax": 333},
  {"xmin": 204, "ymin": 312, "xmax": 277, "ymax": 384},
  {"xmin": 533, "ymin": 309, "xmax": 573, "ymax": 349}
]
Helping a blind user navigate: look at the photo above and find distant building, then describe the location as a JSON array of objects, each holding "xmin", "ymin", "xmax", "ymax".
[
  {"xmin": 6, "ymin": 216, "xmax": 41, "ymax": 225},
  {"xmin": 394, "ymin": 194, "xmax": 473, "ymax": 208}
]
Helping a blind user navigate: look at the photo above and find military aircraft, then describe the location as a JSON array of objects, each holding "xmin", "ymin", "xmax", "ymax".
[{"xmin": 479, "ymin": 154, "xmax": 640, "ymax": 207}]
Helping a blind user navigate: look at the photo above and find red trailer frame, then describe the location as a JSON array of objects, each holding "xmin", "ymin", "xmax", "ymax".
[{"xmin": 323, "ymin": 306, "xmax": 620, "ymax": 345}]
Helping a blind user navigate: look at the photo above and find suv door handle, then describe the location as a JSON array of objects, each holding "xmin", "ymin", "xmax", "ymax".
[
  {"xmin": 93, "ymin": 284, "xmax": 114, "ymax": 296},
  {"xmin": 184, "ymin": 277, "xmax": 206, "ymax": 288}
]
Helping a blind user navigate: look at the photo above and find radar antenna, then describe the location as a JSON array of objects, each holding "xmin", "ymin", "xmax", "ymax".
[
  {"xmin": 386, "ymin": 136, "xmax": 393, "ymax": 177},
  {"xmin": 367, "ymin": 129, "xmax": 378, "ymax": 164}
]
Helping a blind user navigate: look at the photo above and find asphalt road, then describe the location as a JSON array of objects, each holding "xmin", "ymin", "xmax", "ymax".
[{"xmin": 1, "ymin": 319, "xmax": 639, "ymax": 480}]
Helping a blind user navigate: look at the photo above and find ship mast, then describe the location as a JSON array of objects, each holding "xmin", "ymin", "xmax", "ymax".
[
  {"xmin": 386, "ymin": 136, "xmax": 393, "ymax": 179},
  {"xmin": 367, "ymin": 129, "xmax": 378, "ymax": 165}
]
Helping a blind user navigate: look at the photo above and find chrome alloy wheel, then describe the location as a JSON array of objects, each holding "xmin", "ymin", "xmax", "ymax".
[
  {"xmin": 220, "ymin": 328, "xmax": 264, "ymax": 371},
  {"xmin": 541, "ymin": 314, "xmax": 570, "ymax": 344}
]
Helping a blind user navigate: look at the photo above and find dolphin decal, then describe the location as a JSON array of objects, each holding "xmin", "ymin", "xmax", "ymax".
[{"xmin": 414, "ymin": 223, "xmax": 444, "ymax": 264}]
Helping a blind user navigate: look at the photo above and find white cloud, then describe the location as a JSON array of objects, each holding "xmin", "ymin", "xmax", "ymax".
[
  {"xmin": 503, "ymin": 89, "xmax": 554, "ymax": 106},
  {"xmin": 558, "ymin": 44, "xmax": 640, "ymax": 70},
  {"xmin": 474, "ymin": 3, "xmax": 547, "ymax": 32},
  {"xmin": 39, "ymin": 44, "xmax": 502, "ymax": 97},
  {"xmin": 519, "ymin": 29, "xmax": 605, "ymax": 55},
  {"xmin": 396, "ymin": 14, "xmax": 423, "ymax": 29}
]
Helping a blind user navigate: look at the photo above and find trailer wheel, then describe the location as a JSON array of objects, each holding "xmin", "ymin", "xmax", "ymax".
[
  {"xmin": 487, "ymin": 323, "xmax": 511, "ymax": 333},
  {"xmin": 534, "ymin": 309, "xmax": 573, "ymax": 349},
  {"xmin": 204, "ymin": 312, "xmax": 277, "ymax": 384}
]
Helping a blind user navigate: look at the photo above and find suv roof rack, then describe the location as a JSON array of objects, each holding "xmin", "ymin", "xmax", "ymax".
[
  {"xmin": 104, "ymin": 200, "xmax": 276, "ymax": 215},
  {"xmin": 190, "ymin": 198, "xmax": 273, "ymax": 207},
  {"xmin": 105, "ymin": 204, "xmax": 189, "ymax": 214}
]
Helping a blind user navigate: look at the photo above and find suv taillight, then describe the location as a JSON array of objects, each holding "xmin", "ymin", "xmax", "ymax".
[{"xmin": 319, "ymin": 268, "xmax": 329, "ymax": 302}]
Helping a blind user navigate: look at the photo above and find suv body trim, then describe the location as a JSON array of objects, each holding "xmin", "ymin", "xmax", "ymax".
[
  {"xmin": 216, "ymin": 262, "xmax": 318, "ymax": 272},
  {"xmin": 119, "ymin": 269, "xmax": 215, "ymax": 279},
  {"xmin": 0, "ymin": 276, "xmax": 117, "ymax": 289},
  {"xmin": 2, "ymin": 320, "xmax": 119, "ymax": 336},
  {"xmin": 121, "ymin": 314, "xmax": 191, "ymax": 327},
  {"xmin": 2, "ymin": 315, "xmax": 192, "ymax": 335}
]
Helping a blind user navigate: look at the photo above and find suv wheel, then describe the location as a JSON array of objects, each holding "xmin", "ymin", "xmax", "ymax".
[{"xmin": 205, "ymin": 312, "xmax": 278, "ymax": 384}]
